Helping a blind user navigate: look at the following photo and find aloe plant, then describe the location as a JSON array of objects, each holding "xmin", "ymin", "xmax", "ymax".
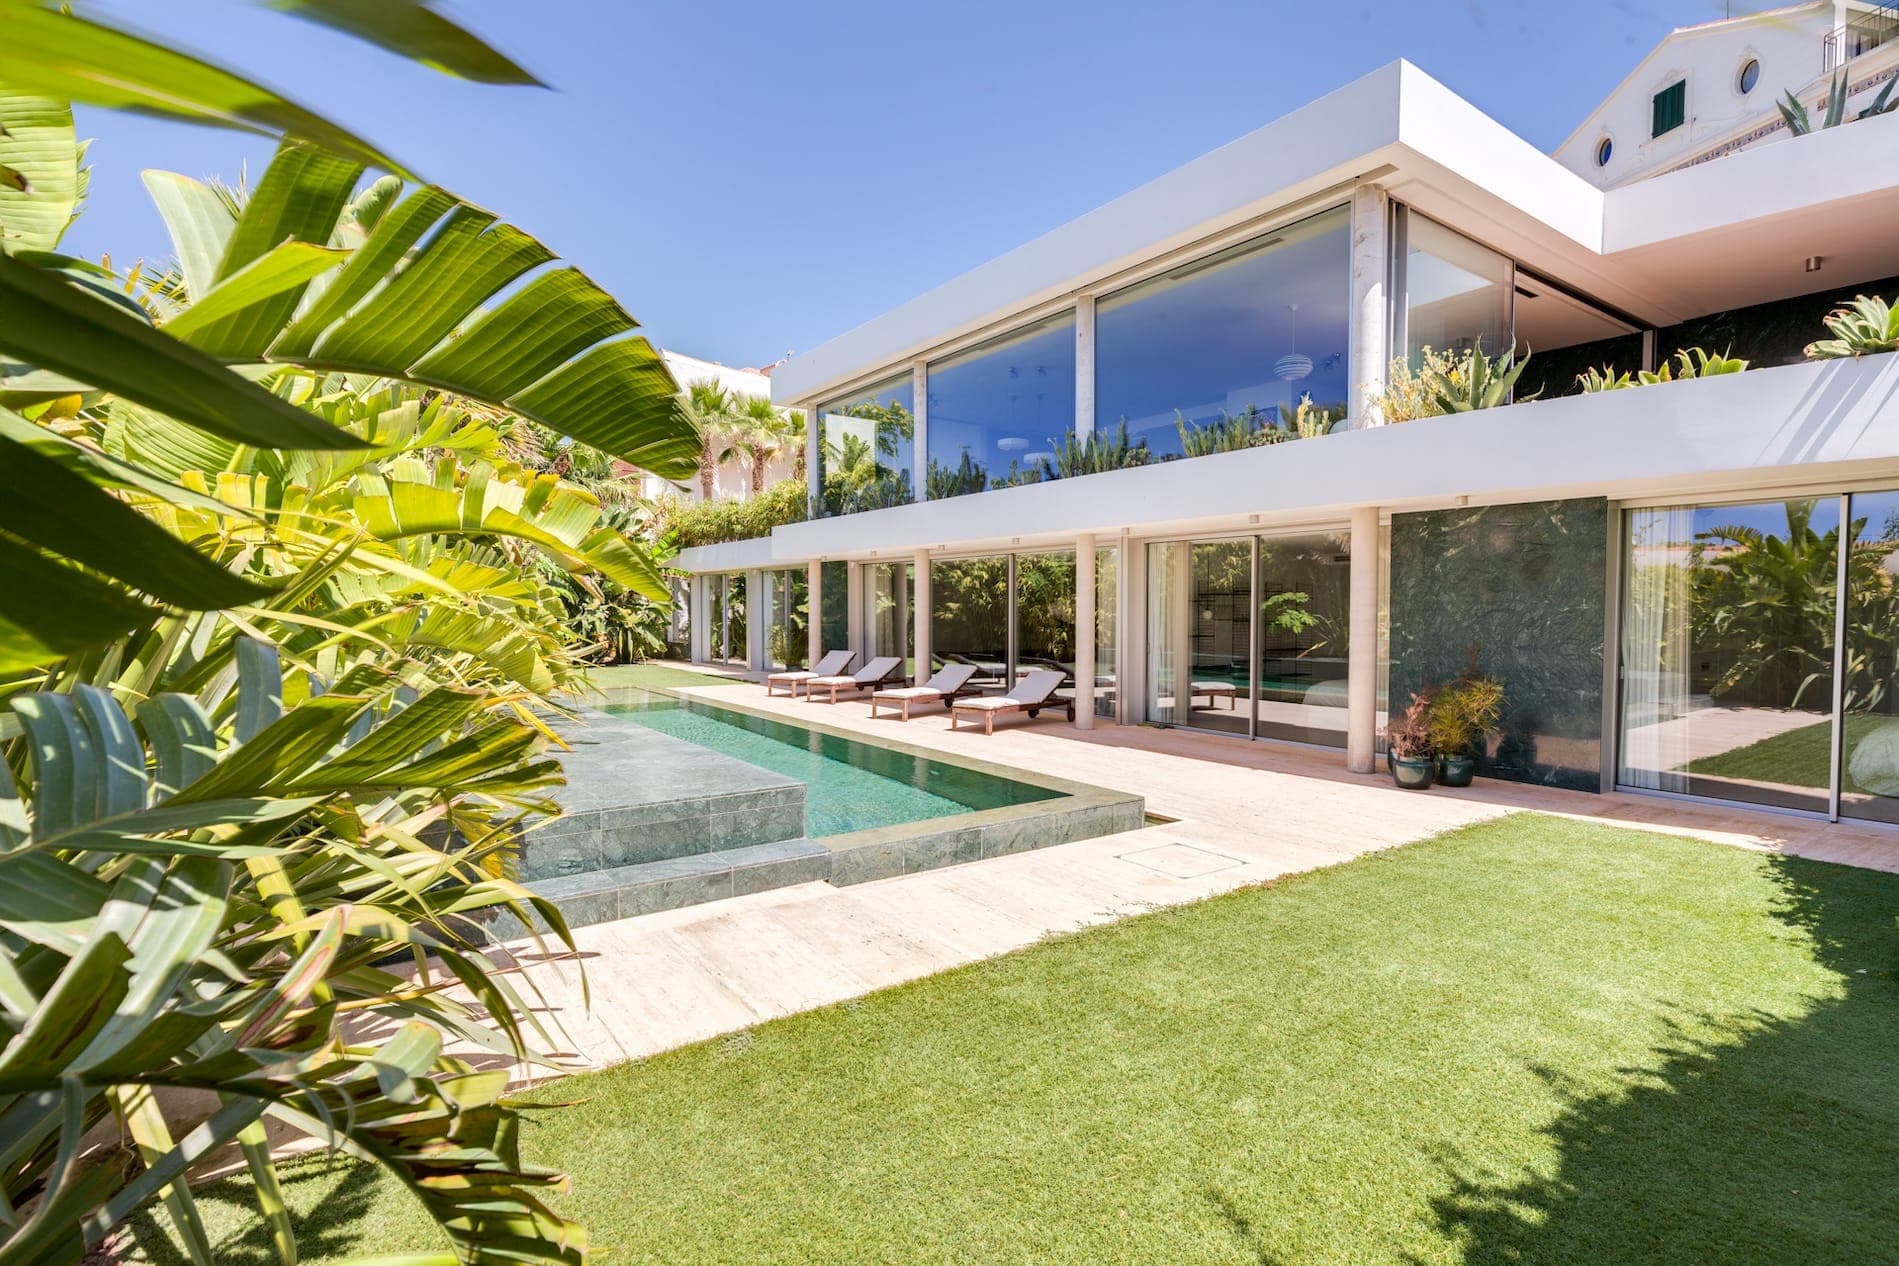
[
  {"xmin": 1422, "ymin": 342, "xmax": 1538, "ymax": 413},
  {"xmin": 1577, "ymin": 347, "xmax": 1749, "ymax": 391},
  {"xmin": 1806, "ymin": 294, "xmax": 1899, "ymax": 359}
]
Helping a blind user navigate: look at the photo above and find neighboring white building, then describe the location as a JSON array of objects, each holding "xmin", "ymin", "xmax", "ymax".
[
  {"xmin": 672, "ymin": 34, "xmax": 1899, "ymax": 830},
  {"xmin": 639, "ymin": 349, "xmax": 797, "ymax": 504},
  {"xmin": 1556, "ymin": 1, "xmax": 1899, "ymax": 186}
]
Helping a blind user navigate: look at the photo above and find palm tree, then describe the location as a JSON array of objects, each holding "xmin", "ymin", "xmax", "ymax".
[
  {"xmin": 684, "ymin": 378, "xmax": 740, "ymax": 499},
  {"xmin": 731, "ymin": 392, "xmax": 798, "ymax": 494}
]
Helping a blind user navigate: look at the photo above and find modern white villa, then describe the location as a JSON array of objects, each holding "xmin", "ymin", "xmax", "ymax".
[{"xmin": 672, "ymin": 1, "xmax": 1899, "ymax": 827}]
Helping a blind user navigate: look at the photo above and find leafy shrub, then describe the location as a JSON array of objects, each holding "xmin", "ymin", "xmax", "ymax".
[
  {"xmin": 1806, "ymin": 294, "xmax": 1899, "ymax": 359},
  {"xmin": 1386, "ymin": 690, "xmax": 1438, "ymax": 761},
  {"xmin": 658, "ymin": 477, "xmax": 808, "ymax": 547},
  {"xmin": 1426, "ymin": 665, "xmax": 1506, "ymax": 757},
  {"xmin": 1376, "ymin": 347, "xmax": 1464, "ymax": 421}
]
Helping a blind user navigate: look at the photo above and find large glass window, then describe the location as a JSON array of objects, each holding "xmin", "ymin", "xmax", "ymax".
[
  {"xmin": 1838, "ymin": 491, "xmax": 1899, "ymax": 823},
  {"xmin": 818, "ymin": 375, "xmax": 914, "ymax": 516},
  {"xmin": 1256, "ymin": 532, "xmax": 1351, "ymax": 745},
  {"xmin": 709, "ymin": 573, "xmax": 748, "ymax": 666},
  {"xmin": 764, "ymin": 568, "xmax": 807, "ymax": 671},
  {"xmin": 1016, "ymin": 551, "xmax": 1077, "ymax": 690},
  {"xmin": 1097, "ymin": 208, "xmax": 1349, "ymax": 462},
  {"xmin": 1393, "ymin": 209, "xmax": 1513, "ymax": 369},
  {"xmin": 819, "ymin": 560, "xmax": 849, "ymax": 654},
  {"xmin": 1146, "ymin": 540, "xmax": 1253, "ymax": 736},
  {"xmin": 1146, "ymin": 533, "xmax": 1352, "ymax": 744},
  {"xmin": 866, "ymin": 560, "xmax": 914, "ymax": 680},
  {"xmin": 931, "ymin": 556, "xmax": 1011, "ymax": 691},
  {"xmin": 926, "ymin": 313, "xmax": 1076, "ymax": 499},
  {"xmin": 1095, "ymin": 546, "xmax": 1118, "ymax": 719},
  {"xmin": 1619, "ymin": 498, "xmax": 1840, "ymax": 814}
]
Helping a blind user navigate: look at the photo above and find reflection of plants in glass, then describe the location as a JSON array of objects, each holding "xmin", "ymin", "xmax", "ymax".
[
  {"xmin": 1177, "ymin": 405, "xmax": 1267, "ymax": 457},
  {"xmin": 928, "ymin": 451, "xmax": 990, "ymax": 498},
  {"xmin": 1692, "ymin": 501, "xmax": 1841, "ymax": 708},
  {"xmin": 1280, "ymin": 394, "xmax": 1344, "ymax": 438},
  {"xmin": 1043, "ymin": 419, "xmax": 1151, "ymax": 478},
  {"xmin": 1806, "ymin": 294, "xmax": 1899, "ymax": 359},
  {"xmin": 1578, "ymin": 347, "xmax": 1748, "ymax": 391}
]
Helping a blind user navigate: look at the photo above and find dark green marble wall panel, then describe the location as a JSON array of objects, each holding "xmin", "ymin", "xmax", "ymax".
[{"xmin": 1389, "ymin": 498, "xmax": 1608, "ymax": 792}]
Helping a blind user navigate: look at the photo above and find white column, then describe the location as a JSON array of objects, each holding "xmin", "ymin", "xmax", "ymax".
[
  {"xmin": 1347, "ymin": 183, "xmax": 1392, "ymax": 428},
  {"xmin": 1074, "ymin": 295, "xmax": 1096, "ymax": 447},
  {"xmin": 911, "ymin": 360, "xmax": 928, "ymax": 501},
  {"xmin": 805, "ymin": 399, "xmax": 822, "ymax": 515},
  {"xmin": 1347, "ymin": 505, "xmax": 1380, "ymax": 773},
  {"xmin": 745, "ymin": 570, "xmax": 767, "ymax": 671},
  {"xmin": 1075, "ymin": 533, "xmax": 1096, "ymax": 730},
  {"xmin": 688, "ymin": 574, "xmax": 707, "ymax": 662},
  {"xmin": 847, "ymin": 563, "xmax": 866, "ymax": 662},
  {"xmin": 912, "ymin": 549, "xmax": 932, "ymax": 684},
  {"xmin": 806, "ymin": 559, "xmax": 823, "ymax": 664}
]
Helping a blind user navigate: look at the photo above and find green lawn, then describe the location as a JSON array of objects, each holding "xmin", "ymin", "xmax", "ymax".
[
  {"xmin": 1683, "ymin": 712, "xmax": 1894, "ymax": 793},
  {"xmin": 120, "ymin": 816, "xmax": 1899, "ymax": 1265}
]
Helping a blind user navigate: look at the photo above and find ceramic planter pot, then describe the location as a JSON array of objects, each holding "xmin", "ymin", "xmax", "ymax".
[
  {"xmin": 1437, "ymin": 754, "xmax": 1475, "ymax": 788},
  {"xmin": 1391, "ymin": 756, "xmax": 1436, "ymax": 790}
]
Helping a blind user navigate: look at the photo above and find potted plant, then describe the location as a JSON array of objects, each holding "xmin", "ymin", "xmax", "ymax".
[
  {"xmin": 1426, "ymin": 667, "xmax": 1505, "ymax": 788},
  {"xmin": 1386, "ymin": 690, "xmax": 1438, "ymax": 790}
]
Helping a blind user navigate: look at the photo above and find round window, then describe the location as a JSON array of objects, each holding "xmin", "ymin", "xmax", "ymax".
[
  {"xmin": 1595, "ymin": 135, "xmax": 1614, "ymax": 168},
  {"xmin": 1738, "ymin": 58, "xmax": 1761, "ymax": 94}
]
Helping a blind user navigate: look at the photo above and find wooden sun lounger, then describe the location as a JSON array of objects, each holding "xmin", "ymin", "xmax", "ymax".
[
  {"xmin": 766, "ymin": 649, "xmax": 855, "ymax": 698},
  {"xmin": 805, "ymin": 656, "xmax": 904, "ymax": 703},
  {"xmin": 869, "ymin": 663, "xmax": 979, "ymax": 720},
  {"xmin": 949, "ymin": 669, "xmax": 1073, "ymax": 734}
]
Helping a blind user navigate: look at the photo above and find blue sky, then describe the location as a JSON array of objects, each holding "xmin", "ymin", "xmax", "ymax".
[{"xmin": 65, "ymin": 0, "xmax": 1758, "ymax": 371}]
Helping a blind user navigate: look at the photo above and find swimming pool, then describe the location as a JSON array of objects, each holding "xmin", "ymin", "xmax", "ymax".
[{"xmin": 603, "ymin": 690, "xmax": 1060, "ymax": 837}]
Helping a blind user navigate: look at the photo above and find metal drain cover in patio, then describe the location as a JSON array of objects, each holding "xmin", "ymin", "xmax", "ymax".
[{"xmin": 1118, "ymin": 843, "xmax": 1244, "ymax": 879}]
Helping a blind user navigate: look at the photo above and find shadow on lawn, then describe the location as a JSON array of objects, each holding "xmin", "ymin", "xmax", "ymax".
[
  {"xmin": 108, "ymin": 1158, "xmax": 385, "ymax": 1266},
  {"xmin": 1428, "ymin": 852, "xmax": 1899, "ymax": 1266}
]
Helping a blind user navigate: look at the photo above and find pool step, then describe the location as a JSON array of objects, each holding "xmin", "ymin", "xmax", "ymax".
[{"xmin": 494, "ymin": 838, "xmax": 833, "ymax": 936}]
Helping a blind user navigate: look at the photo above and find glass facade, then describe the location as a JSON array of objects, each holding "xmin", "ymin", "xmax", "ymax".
[
  {"xmin": 764, "ymin": 568, "xmax": 807, "ymax": 671},
  {"xmin": 866, "ymin": 560, "xmax": 915, "ymax": 680},
  {"xmin": 1015, "ymin": 551, "xmax": 1077, "ymax": 685},
  {"xmin": 819, "ymin": 560, "xmax": 849, "ymax": 654},
  {"xmin": 709, "ymin": 573, "xmax": 747, "ymax": 665},
  {"xmin": 818, "ymin": 375, "xmax": 914, "ymax": 516},
  {"xmin": 1097, "ymin": 208, "xmax": 1351, "ymax": 462},
  {"xmin": 1841, "ymin": 491, "xmax": 1899, "ymax": 824},
  {"xmin": 1619, "ymin": 498, "xmax": 1839, "ymax": 814},
  {"xmin": 1095, "ymin": 546, "xmax": 1118, "ymax": 719},
  {"xmin": 1146, "ymin": 533, "xmax": 1351, "ymax": 744},
  {"xmin": 930, "ymin": 556, "xmax": 1011, "ymax": 690},
  {"xmin": 1393, "ymin": 209, "xmax": 1513, "ymax": 368},
  {"xmin": 925, "ymin": 313, "xmax": 1076, "ymax": 499}
]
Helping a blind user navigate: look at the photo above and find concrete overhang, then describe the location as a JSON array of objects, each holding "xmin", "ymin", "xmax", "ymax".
[
  {"xmin": 775, "ymin": 61, "xmax": 1899, "ymax": 406},
  {"xmin": 680, "ymin": 356, "xmax": 1899, "ymax": 570}
]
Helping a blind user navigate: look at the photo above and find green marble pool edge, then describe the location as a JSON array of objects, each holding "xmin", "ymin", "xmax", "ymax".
[{"xmin": 574, "ymin": 680, "xmax": 1147, "ymax": 887}]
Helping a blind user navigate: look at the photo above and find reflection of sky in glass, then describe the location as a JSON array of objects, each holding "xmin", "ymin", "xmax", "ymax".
[
  {"xmin": 926, "ymin": 314, "xmax": 1075, "ymax": 496},
  {"xmin": 1096, "ymin": 207, "xmax": 1349, "ymax": 461}
]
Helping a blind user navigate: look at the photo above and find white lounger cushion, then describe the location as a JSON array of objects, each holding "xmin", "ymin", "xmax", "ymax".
[
  {"xmin": 875, "ymin": 686, "xmax": 946, "ymax": 700},
  {"xmin": 951, "ymin": 696, "xmax": 1022, "ymax": 711}
]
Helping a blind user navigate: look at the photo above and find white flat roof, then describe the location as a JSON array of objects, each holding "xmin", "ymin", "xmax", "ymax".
[{"xmin": 775, "ymin": 59, "xmax": 1899, "ymax": 406}]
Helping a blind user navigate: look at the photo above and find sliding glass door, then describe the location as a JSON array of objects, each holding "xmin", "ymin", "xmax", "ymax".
[
  {"xmin": 1618, "ymin": 496, "xmax": 1845, "ymax": 815},
  {"xmin": 1839, "ymin": 491, "xmax": 1899, "ymax": 823},
  {"xmin": 865, "ymin": 560, "xmax": 914, "ymax": 680},
  {"xmin": 1145, "ymin": 531, "xmax": 1350, "ymax": 745}
]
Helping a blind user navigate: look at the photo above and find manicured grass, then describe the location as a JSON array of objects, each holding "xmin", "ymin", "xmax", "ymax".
[
  {"xmin": 120, "ymin": 816, "xmax": 1899, "ymax": 1265},
  {"xmin": 581, "ymin": 661, "xmax": 743, "ymax": 690},
  {"xmin": 1683, "ymin": 713, "xmax": 1890, "ymax": 792}
]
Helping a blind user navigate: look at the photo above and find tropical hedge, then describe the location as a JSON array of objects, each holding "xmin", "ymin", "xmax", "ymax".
[{"xmin": 0, "ymin": 5, "xmax": 701, "ymax": 1264}]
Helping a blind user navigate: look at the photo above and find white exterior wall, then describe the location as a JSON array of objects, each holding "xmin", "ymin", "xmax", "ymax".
[{"xmin": 644, "ymin": 349, "xmax": 796, "ymax": 504}]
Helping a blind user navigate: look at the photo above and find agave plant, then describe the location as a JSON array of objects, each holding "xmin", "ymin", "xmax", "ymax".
[
  {"xmin": 1777, "ymin": 68, "xmax": 1899, "ymax": 136},
  {"xmin": 1422, "ymin": 341, "xmax": 1538, "ymax": 414},
  {"xmin": 1806, "ymin": 294, "xmax": 1899, "ymax": 359},
  {"xmin": 1577, "ymin": 347, "xmax": 1748, "ymax": 392}
]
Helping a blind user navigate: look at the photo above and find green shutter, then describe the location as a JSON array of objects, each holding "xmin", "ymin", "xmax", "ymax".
[{"xmin": 1652, "ymin": 81, "xmax": 1686, "ymax": 137}]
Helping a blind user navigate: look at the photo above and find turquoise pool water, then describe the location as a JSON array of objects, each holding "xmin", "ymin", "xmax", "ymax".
[{"xmin": 604, "ymin": 692, "xmax": 1060, "ymax": 837}]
